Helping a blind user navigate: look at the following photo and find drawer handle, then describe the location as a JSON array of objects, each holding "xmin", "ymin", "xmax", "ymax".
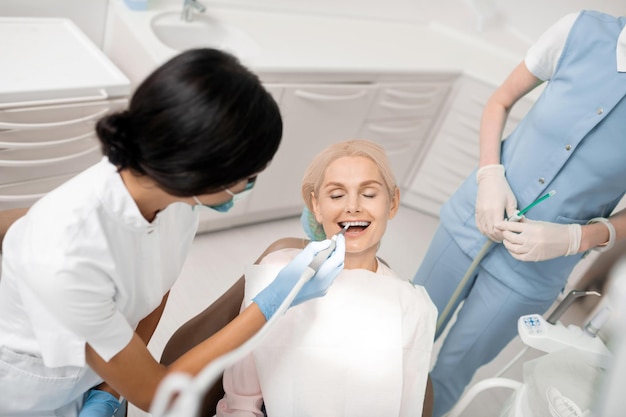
[
  {"xmin": 0, "ymin": 145, "xmax": 99, "ymax": 167},
  {"xmin": 294, "ymin": 90, "xmax": 368, "ymax": 101},
  {"xmin": 0, "ymin": 108, "xmax": 109, "ymax": 130},
  {"xmin": 385, "ymin": 88, "xmax": 441, "ymax": 99},
  {"xmin": 0, "ymin": 132, "xmax": 94, "ymax": 149},
  {"xmin": 0, "ymin": 193, "xmax": 45, "ymax": 202},
  {"xmin": 367, "ymin": 123, "xmax": 424, "ymax": 134},
  {"xmin": 380, "ymin": 100, "xmax": 428, "ymax": 111},
  {"xmin": 0, "ymin": 89, "xmax": 109, "ymax": 110}
]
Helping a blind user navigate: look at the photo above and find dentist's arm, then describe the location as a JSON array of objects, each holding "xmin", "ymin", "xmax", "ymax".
[
  {"xmin": 86, "ymin": 237, "xmax": 344, "ymax": 411},
  {"xmin": 475, "ymin": 63, "xmax": 542, "ymax": 242},
  {"xmin": 0, "ymin": 208, "xmax": 28, "ymax": 252}
]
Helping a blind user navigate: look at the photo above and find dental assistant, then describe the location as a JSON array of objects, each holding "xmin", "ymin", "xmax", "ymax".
[
  {"xmin": 0, "ymin": 48, "xmax": 344, "ymax": 416},
  {"xmin": 413, "ymin": 10, "xmax": 626, "ymax": 417}
]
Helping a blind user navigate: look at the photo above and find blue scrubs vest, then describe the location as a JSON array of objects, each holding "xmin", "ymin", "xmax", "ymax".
[{"xmin": 440, "ymin": 10, "xmax": 626, "ymax": 296}]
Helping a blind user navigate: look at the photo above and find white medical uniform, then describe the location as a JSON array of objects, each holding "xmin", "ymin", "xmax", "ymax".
[
  {"xmin": 217, "ymin": 248, "xmax": 437, "ymax": 417},
  {"xmin": 0, "ymin": 158, "xmax": 199, "ymax": 416}
]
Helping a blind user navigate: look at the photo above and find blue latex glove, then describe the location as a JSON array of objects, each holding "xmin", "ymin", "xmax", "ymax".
[
  {"xmin": 253, "ymin": 234, "xmax": 345, "ymax": 319},
  {"xmin": 79, "ymin": 389, "xmax": 120, "ymax": 417}
]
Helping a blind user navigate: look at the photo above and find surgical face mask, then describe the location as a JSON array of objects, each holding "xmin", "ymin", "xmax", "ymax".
[{"xmin": 193, "ymin": 177, "xmax": 256, "ymax": 213}]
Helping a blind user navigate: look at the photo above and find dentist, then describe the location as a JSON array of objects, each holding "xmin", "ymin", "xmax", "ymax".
[{"xmin": 0, "ymin": 48, "xmax": 344, "ymax": 416}]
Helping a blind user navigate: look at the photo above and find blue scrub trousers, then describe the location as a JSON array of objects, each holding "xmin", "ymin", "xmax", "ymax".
[{"xmin": 414, "ymin": 226, "xmax": 557, "ymax": 417}]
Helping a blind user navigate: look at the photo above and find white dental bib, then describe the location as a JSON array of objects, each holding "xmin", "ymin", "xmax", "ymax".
[{"xmin": 242, "ymin": 249, "xmax": 436, "ymax": 417}]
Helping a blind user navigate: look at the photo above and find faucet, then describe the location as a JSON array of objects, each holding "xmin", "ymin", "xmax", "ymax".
[{"xmin": 181, "ymin": 0, "xmax": 206, "ymax": 22}]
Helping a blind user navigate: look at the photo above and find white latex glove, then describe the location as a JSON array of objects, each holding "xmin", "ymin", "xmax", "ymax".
[
  {"xmin": 475, "ymin": 164, "xmax": 518, "ymax": 242},
  {"xmin": 495, "ymin": 219, "xmax": 582, "ymax": 262}
]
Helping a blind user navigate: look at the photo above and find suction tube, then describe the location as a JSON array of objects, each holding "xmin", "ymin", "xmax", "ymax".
[{"xmin": 435, "ymin": 191, "xmax": 556, "ymax": 334}]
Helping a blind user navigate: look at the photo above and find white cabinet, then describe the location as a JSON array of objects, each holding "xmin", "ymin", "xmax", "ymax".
[
  {"xmin": 0, "ymin": 99, "xmax": 128, "ymax": 209},
  {"xmin": 358, "ymin": 79, "xmax": 454, "ymax": 186},
  {"xmin": 403, "ymin": 76, "xmax": 535, "ymax": 217},
  {"xmin": 0, "ymin": 17, "xmax": 130, "ymax": 210}
]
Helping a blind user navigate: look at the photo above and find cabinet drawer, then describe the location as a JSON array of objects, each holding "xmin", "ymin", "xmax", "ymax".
[
  {"xmin": 0, "ymin": 135, "xmax": 98, "ymax": 161},
  {"xmin": 0, "ymin": 99, "xmax": 127, "ymax": 126},
  {"xmin": 0, "ymin": 99, "xmax": 126, "ymax": 157},
  {"xmin": 0, "ymin": 146, "xmax": 101, "ymax": 186},
  {"xmin": 0, "ymin": 173, "xmax": 77, "ymax": 210},
  {"xmin": 368, "ymin": 82, "xmax": 451, "ymax": 120}
]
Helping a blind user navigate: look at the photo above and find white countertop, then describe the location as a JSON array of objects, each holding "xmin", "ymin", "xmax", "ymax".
[
  {"xmin": 0, "ymin": 17, "xmax": 130, "ymax": 107},
  {"xmin": 111, "ymin": 0, "xmax": 528, "ymax": 87}
]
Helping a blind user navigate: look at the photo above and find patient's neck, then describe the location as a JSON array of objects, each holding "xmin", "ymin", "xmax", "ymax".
[{"xmin": 344, "ymin": 253, "xmax": 378, "ymax": 272}]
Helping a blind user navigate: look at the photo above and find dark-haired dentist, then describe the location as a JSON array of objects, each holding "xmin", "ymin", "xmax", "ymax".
[{"xmin": 0, "ymin": 48, "xmax": 344, "ymax": 417}]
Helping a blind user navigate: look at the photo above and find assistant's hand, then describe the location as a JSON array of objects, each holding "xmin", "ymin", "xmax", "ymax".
[
  {"xmin": 78, "ymin": 389, "xmax": 120, "ymax": 417},
  {"xmin": 495, "ymin": 219, "xmax": 581, "ymax": 262},
  {"xmin": 253, "ymin": 235, "xmax": 345, "ymax": 319},
  {"xmin": 475, "ymin": 164, "xmax": 517, "ymax": 242}
]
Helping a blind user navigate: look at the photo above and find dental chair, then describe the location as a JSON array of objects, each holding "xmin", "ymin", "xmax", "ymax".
[{"xmin": 159, "ymin": 236, "xmax": 434, "ymax": 417}]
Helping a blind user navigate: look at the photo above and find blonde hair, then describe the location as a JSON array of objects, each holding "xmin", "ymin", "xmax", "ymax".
[{"xmin": 301, "ymin": 139, "xmax": 398, "ymax": 213}]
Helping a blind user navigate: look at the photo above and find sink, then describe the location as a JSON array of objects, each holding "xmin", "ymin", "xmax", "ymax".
[{"xmin": 150, "ymin": 12, "xmax": 260, "ymax": 59}]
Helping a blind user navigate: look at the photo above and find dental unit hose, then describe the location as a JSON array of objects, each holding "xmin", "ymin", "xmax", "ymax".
[
  {"xmin": 436, "ymin": 191, "xmax": 556, "ymax": 334},
  {"xmin": 150, "ymin": 225, "xmax": 348, "ymax": 417}
]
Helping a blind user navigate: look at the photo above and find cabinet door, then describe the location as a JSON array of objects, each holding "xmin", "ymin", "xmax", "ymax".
[
  {"xmin": 246, "ymin": 84, "xmax": 377, "ymax": 217},
  {"xmin": 403, "ymin": 76, "xmax": 534, "ymax": 217},
  {"xmin": 360, "ymin": 80, "xmax": 454, "ymax": 185},
  {"xmin": 358, "ymin": 118, "xmax": 432, "ymax": 185}
]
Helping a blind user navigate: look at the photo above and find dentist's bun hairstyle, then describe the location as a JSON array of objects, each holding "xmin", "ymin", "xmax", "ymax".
[
  {"xmin": 301, "ymin": 139, "xmax": 398, "ymax": 213},
  {"xmin": 95, "ymin": 48, "xmax": 282, "ymax": 197}
]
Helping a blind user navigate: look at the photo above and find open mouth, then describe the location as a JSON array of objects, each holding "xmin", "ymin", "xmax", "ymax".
[{"xmin": 339, "ymin": 221, "xmax": 370, "ymax": 233}]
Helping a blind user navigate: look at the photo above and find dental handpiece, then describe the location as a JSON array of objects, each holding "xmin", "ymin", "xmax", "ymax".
[{"xmin": 307, "ymin": 224, "xmax": 348, "ymax": 272}]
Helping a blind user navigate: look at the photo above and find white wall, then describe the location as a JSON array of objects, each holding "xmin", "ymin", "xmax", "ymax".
[
  {"xmin": 0, "ymin": 0, "xmax": 109, "ymax": 47},
  {"xmin": 1, "ymin": 0, "xmax": 621, "ymax": 51}
]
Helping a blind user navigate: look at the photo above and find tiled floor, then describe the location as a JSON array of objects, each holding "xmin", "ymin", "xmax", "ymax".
[{"xmin": 131, "ymin": 205, "xmax": 599, "ymax": 417}]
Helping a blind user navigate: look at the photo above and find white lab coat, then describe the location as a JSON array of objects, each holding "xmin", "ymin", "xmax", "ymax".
[{"xmin": 0, "ymin": 158, "xmax": 198, "ymax": 415}]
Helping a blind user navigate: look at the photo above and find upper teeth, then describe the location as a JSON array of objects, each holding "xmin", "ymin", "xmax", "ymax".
[{"xmin": 341, "ymin": 221, "xmax": 370, "ymax": 227}]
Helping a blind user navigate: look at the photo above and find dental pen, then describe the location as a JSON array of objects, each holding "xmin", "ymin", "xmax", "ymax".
[{"xmin": 508, "ymin": 190, "xmax": 556, "ymax": 222}]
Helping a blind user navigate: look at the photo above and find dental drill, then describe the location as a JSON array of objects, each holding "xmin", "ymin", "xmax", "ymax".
[{"xmin": 150, "ymin": 225, "xmax": 348, "ymax": 417}]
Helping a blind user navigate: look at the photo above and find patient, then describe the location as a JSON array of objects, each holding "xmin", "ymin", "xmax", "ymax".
[{"xmin": 216, "ymin": 139, "xmax": 437, "ymax": 417}]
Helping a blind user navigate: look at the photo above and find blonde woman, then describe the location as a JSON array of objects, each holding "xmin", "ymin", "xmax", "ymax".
[{"xmin": 217, "ymin": 139, "xmax": 437, "ymax": 417}]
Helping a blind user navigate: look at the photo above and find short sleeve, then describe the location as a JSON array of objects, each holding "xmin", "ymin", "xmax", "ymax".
[{"xmin": 525, "ymin": 12, "xmax": 579, "ymax": 81}]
